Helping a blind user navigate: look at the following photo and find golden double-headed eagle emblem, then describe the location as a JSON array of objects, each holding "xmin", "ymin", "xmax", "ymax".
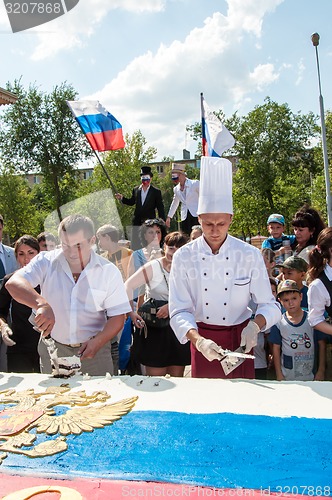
[{"xmin": 0, "ymin": 386, "xmax": 138, "ymax": 463}]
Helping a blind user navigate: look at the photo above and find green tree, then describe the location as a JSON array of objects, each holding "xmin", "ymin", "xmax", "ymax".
[
  {"xmin": 0, "ymin": 167, "xmax": 41, "ymax": 242},
  {"xmin": 311, "ymin": 109, "xmax": 332, "ymax": 220},
  {"xmin": 74, "ymin": 130, "xmax": 158, "ymax": 235},
  {"xmin": 0, "ymin": 80, "xmax": 91, "ymax": 221},
  {"xmin": 231, "ymin": 98, "xmax": 319, "ymax": 236}
]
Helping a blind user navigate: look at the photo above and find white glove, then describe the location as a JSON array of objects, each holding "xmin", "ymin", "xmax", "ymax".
[
  {"xmin": 196, "ymin": 337, "xmax": 222, "ymax": 362},
  {"xmin": 240, "ymin": 321, "xmax": 260, "ymax": 353},
  {"xmin": 1, "ymin": 323, "xmax": 16, "ymax": 346}
]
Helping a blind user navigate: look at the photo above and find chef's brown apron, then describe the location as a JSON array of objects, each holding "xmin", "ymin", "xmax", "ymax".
[{"xmin": 191, "ymin": 320, "xmax": 254, "ymax": 379}]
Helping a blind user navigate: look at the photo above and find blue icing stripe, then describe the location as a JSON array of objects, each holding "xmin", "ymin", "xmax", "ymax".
[{"xmin": 1, "ymin": 411, "xmax": 331, "ymax": 493}]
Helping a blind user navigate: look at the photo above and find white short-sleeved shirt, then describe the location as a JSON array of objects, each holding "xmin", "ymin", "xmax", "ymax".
[{"xmin": 18, "ymin": 249, "xmax": 131, "ymax": 345}]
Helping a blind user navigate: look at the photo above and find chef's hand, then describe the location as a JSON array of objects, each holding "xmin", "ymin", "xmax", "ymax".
[
  {"xmin": 240, "ymin": 321, "xmax": 260, "ymax": 353},
  {"xmin": 0, "ymin": 323, "xmax": 16, "ymax": 346},
  {"xmin": 195, "ymin": 337, "xmax": 223, "ymax": 362}
]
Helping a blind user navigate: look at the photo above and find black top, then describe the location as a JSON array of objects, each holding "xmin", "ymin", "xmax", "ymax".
[
  {"xmin": 0, "ymin": 273, "xmax": 41, "ymax": 353},
  {"xmin": 122, "ymin": 184, "xmax": 165, "ymax": 225}
]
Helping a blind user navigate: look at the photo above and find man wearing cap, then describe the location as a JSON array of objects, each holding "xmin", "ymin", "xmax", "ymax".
[
  {"xmin": 115, "ymin": 166, "xmax": 165, "ymax": 250},
  {"xmin": 166, "ymin": 163, "xmax": 200, "ymax": 236},
  {"xmin": 169, "ymin": 157, "xmax": 281, "ymax": 378}
]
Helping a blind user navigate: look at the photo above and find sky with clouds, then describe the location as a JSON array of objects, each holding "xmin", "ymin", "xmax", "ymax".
[{"xmin": 1, "ymin": 0, "xmax": 332, "ymax": 161}]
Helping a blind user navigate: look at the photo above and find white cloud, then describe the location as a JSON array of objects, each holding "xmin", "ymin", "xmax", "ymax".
[
  {"xmin": 2, "ymin": 0, "xmax": 288, "ymax": 160},
  {"xmin": 295, "ymin": 59, "xmax": 305, "ymax": 86},
  {"xmin": 249, "ymin": 63, "xmax": 280, "ymax": 92},
  {"xmin": 11, "ymin": 0, "xmax": 165, "ymax": 60},
  {"xmin": 87, "ymin": 0, "xmax": 284, "ymax": 159}
]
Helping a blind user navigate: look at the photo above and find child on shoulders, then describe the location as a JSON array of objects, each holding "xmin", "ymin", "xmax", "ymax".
[{"xmin": 262, "ymin": 214, "xmax": 295, "ymax": 269}]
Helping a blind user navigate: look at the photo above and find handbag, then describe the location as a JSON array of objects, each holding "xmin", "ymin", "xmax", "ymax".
[
  {"xmin": 138, "ymin": 260, "xmax": 169, "ymax": 329},
  {"xmin": 138, "ymin": 298, "xmax": 169, "ymax": 328}
]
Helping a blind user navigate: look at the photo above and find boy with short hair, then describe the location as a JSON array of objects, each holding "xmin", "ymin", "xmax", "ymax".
[
  {"xmin": 279, "ymin": 256, "xmax": 308, "ymax": 309},
  {"xmin": 262, "ymin": 214, "xmax": 295, "ymax": 268},
  {"xmin": 269, "ymin": 280, "xmax": 325, "ymax": 381}
]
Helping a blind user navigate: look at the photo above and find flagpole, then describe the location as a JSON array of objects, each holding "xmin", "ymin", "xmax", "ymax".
[
  {"xmin": 200, "ymin": 92, "xmax": 205, "ymax": 156},
  {"xmin": 92, "ymin": 149, "xmax": 117, "ymax": 193}
]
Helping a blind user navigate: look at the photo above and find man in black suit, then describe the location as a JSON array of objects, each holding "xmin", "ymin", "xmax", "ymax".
[{"xmin": 115, "ymin": 166, "xmax": 165, "ymax": 250}]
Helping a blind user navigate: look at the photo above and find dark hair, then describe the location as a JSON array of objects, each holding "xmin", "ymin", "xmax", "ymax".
[
  {"xmin": 261, "ymin": 248, "xmax": 276, "ymax": 263},
  {"xmin": 58, "ymin": 214, "xmax": 95, "ymax": 240},
  {"xmin": 292, "ymin": 205, "xmax": 326, "ymax": 246},
  {"xmin": 0, "ymin": 214, "xmax": 3, "ymax": 227},
  {"xmin": 164, "ymin": 231, "xmax": 188, "ymax": 248},
  {"xmin": 37, "ymin": 231, "xmax": 57, "ymax": 243},
  {"xmin": 269, "ymin": 277, "xmax": 278, "ymax": 288},
  {"xmin": 14, "ymin": 235, "xmax": 40, "ymax": 257},
  {"xmin": 96, "ymin": 224, "xmax": 119, "ymax": 243},
  {"xmin": 139, "ymin": 219, "xmax": 167, "ymax": 247},
  {"xmin": 307, "ymin": 227, "xmax": 332, "ymax": 283}
]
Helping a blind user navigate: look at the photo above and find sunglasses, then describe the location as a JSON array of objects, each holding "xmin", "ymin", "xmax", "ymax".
[{"xmin": 145, "ymin": 219, "xmax": 161, "ymax": 226}]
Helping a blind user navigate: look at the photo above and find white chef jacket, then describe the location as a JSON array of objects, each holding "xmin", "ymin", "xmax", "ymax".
[
  {"xmin": 18, "ymin": 249, "xmax": 131, "ymax": 345},
  {"xmin": 167, "ymin": 178, "xmax": 199, "ymax": 220},
  {"xmin": 308, "ymin": 263, "xmax": 332, "ymax": 327},
  {"xmin": 169, "ymin": 235, "xmax": 281, "ymax": 344}
]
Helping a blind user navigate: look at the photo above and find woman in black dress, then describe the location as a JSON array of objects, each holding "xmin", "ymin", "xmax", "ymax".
[
  {"xmin": 0, "ymin": 235, "xmax": 40, "ymax": 372},
  {"xmin": 125, "ymin": 232, "xmax": 191, "ymax": 377}
]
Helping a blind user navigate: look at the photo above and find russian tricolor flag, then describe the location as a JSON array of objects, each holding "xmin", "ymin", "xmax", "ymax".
[
  {"xmin": 201, "ymin": 94, "xmax": 235, "ymax": 157},
  {"xmin": 67, "ymin": 100, "xmax": 125, "ymax": 152}
]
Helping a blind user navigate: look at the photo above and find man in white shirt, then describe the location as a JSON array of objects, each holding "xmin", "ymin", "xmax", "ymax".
[
  {"xmin": 169, "ymin": 157, "xmax": 281, "ymax": 378},
  {"xmin": 166, "ymin": 163, "xmax": 199, "ymax": 236},
  {"xmin": 6, "ymin": 214, "xmax": 131, "ymax": 376}
]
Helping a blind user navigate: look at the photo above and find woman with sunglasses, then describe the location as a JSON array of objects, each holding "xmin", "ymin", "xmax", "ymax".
[
  {"xmin": 125, "ymin": 231, "xmax": 191, "ymax": 377},
  {"xmin": 0, "ymin": 235, "xmax": 41, "ymax": 372},
  {"xmin": 128, "ymin": 218, "xmax": 167, "ymax": 284}
]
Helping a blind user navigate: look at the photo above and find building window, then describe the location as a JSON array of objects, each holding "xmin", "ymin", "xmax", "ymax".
[
  {"xmin": 83, "ymin": 170, "xmax": 93, "ymax": 180},
  {"xmin": 156, "ymin": 165, "xmax": 164, "ymax": 174}
]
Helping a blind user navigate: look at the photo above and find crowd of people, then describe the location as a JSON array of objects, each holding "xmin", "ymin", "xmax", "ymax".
[{"xmin": 0, "ymin": 162, "xmax": 332, "ymax": 383}]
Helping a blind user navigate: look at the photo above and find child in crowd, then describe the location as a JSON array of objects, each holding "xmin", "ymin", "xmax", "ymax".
[
  {"xmin": 189, "ymin": 225, "xmax": 202, "ymax": 241},
  {"xmin": 254, "ymin": 277, "xmax": 278, "ymax": 380},
  {"xmin": 262, "ymin": 214, "xmax": 295, "ymax": 269},
  {"xmin": 261, "ymin": 248, "xmax": 276, "ymax": 278},
  {"xmin": 269, "ymin": 280, "xmax": 325, "ymax": 381},
  {"xmin": 279, "ymin": 256, "xmax": 308, "ymax": 310}
]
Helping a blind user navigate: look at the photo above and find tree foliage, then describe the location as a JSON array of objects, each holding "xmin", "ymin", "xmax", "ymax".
[
  {"xmin": 74, "ymin": 130, "xmax": 158, "ymax": 235},
  {"xmin": 0, "ymin": 166, "xmax": 41, "ymax": 242},
  {"xmin": 0, "ymin": 80, "xmax": 91, "ymax": 221}
]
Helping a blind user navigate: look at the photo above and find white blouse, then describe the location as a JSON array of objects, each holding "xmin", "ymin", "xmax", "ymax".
[{"xmin": 308, "ymin": 263, "xmax": 332, "ymax": 327}]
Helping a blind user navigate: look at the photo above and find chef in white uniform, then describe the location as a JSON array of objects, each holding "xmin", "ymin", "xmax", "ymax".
[{"xmin": 169, "ymin": 156, "xmax": 281, "ymax": 378}]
